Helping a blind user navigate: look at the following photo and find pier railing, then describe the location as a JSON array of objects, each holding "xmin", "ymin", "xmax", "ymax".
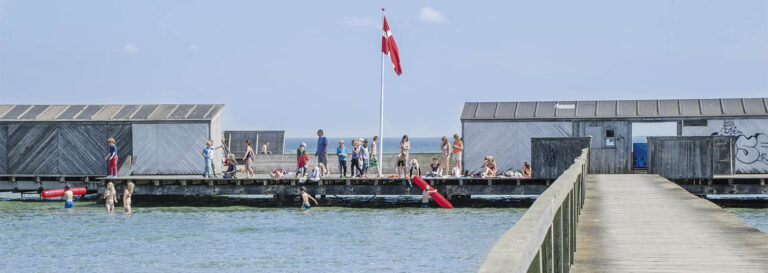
[{"xmin": 479, "ymin": 148, "xmax": 589, "ymax": 273}]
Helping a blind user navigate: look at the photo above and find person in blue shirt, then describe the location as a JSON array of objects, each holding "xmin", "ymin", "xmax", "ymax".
[
  {"xmin": 315, "ymin": 129, "xmax": 329, "ymax": 177},
  {"xmin": 202, "ymin": 140, "xmax": 214, "ymax": 178},
  {"xmin": 105, "ymin": 138, "xmax": 118, "ymax": 178},
  {"xmin": 337, "ymin": 140, "xmax": 348, "ymax": 178}
]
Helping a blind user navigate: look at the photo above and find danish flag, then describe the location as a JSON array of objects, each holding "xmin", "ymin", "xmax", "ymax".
[{"xmin": 382, "ymin": 15, "xmax": 402, "ymax": 75}]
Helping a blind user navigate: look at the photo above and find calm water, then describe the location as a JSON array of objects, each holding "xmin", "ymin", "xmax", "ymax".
[
  {"xmin": 0, "ymin": 201, "xmax": 523, "ymax": 272},
  {"xmin": 729, "ymin": 208, "xmax": 768, "ymax": 233},
  {"xmin": 286, "ymin": 137, "xmax": 443, "ymax": 154}
]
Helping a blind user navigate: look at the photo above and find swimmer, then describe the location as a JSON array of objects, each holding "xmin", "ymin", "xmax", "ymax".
[
  {"xmin": 63, "ymin": 184, "xmax": 74, "ymax": 208},
  {"xmin": 103, "ymin": 182, "xmax": 118, "ymax": 212},
  {"xmin": 300, "ymin": 187, "xmax": 318, "ymax": 211},
  {"xmin": 422, "ymin": 185, "xmax": 437, "ymax": 208},
  {"xmin": 123, "ymin": 182, "xmax": 134, "ymax": 213}
]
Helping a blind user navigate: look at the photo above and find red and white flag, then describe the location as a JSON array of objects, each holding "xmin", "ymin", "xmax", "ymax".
[{"xmin": 382, "ymin": 15, "xmax": 402, "ymax": 75}]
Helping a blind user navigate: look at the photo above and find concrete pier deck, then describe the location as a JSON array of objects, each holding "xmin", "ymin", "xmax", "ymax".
[{"xmin": 572, "ymin": 174, "xmax": 768, "ymax": 272}]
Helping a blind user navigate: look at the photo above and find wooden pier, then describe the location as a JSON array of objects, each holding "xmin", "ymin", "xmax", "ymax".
[{"xmin": 571, "ymin": 174, "xmax": 768, "ymax": 272}]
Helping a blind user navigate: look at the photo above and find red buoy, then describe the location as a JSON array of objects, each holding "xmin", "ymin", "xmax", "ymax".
[{"xmin": 41, "ymin": 187, "xmax": 87, "ymax": 198}]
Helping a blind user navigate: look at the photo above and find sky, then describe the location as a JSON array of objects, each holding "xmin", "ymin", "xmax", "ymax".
[{"xmin": 1, "ymin": 1, "xmax": 767, "ymax": 137}]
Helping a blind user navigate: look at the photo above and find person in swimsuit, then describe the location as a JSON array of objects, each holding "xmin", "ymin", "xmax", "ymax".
[
  {"xmin": 123, "ymin": 182, "xmax": 134, "ymax": 213},
  {"xmin": 440, "ymin": 136, "xmax": 451, "ymax": 177},
  {"xmin": 422, "ymin": 185, "xmax": 437, "ymax": 208},
  {"xmin": 242, "ymin": 140, "xmax": 256, "ymax": 178},
  {"xmin": 482, "ymin": 156, "xmax": 497, "ymax": 178},
  {"xmin": 300, "ymin": 187, "xmax": 318, "ymax": 211},
  {"xmin": 521, "ymin": 161, "xmax": 532, "ymax": 177},
  {"xmin": 63, "ymin": 184, "xmax": 74, "ymax": 208},
  {"xmin": 370, "ymin": 136, "xmax": 382, "ymax": 178},
  {"xmin": 400, "ymin": 135, "xmax": 410, "ymax": 164},
  {"xmin": 396, "ymin": 152, "xmax": 407, "ymax": 178},
  {"xmin": 103, "ymin": 182, "xmax": 118, "ymax": 212}
]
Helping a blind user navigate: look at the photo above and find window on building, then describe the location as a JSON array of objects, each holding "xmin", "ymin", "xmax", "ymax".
[{"xmin": 606, "ymin": 129, "xmax": 615, "ymax": 138}]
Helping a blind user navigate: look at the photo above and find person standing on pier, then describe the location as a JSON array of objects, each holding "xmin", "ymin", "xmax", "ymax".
[
  {"xmin": 298, "ymin": 150, "xmax": 310, "ymax": 177},
  {"xmin": 296, "ymin": 142, "xmax": 306, "ymax": 171},
  {"xmin": 202, "ymin": 141, "xmax": 214, "ymax": 178},
  {"xmin": 337, "ymin": 140, "xmax": 348, "ymax": 178},
  {"xmin": 370, "ymin": 136, "xmax": 381, "ymax": 178},
  {"xmin": 300, "ymin": 187, "xmax": 318, "ymax": 211},
  {"xmin": 123, "ymin": 182, "xmax": 134, "ymax": 213},
  {"xmin": 440, "ymin": 136, "xmax": 451, "ymax": 177},
  {"xmin": 243, "ymin": 140, "xmax": 256, "ymax": 178},
  {"xmin": 315, "ymin": 130, "xmax": 329, "ymax": 177},
  {"xmin": 63, "ymin": 184, "xmax": 74, "ymax": 209},
  {"xmin": 452, "ymin": 134, "xmax": 464, "ymax": 176},
  {"xmin": 400, "ymin": 135, "xmax": 410, "ymax": 164},
  {"xmin": 361, "ymin": 139, "xmax": 370, "ymax": 178},
  {"xmin": 105, "ymin": 138, "xmax": 118, "ymax": 178},
  {"xmin": 350, "ymin": 140, "xmax": 361, "ymax": 177}
]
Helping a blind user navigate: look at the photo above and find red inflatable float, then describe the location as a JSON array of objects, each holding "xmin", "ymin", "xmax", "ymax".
[
  {"xmin": 412, "ymin": 176, "xmax": 454, "ymax": 209},
  {"xmin": 41, "ymin": 187, "xmax": 87, "ymax": 198}
]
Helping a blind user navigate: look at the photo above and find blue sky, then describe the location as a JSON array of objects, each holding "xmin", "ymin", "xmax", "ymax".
[{"xmin": 1, "ymin": 1, "xmax": 766, "ymax": 137}]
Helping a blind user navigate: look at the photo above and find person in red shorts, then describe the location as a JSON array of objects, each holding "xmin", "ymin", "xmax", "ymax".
[{"xmin": 105, "ymin": 138, "xmax": 118, "ymax": 177}]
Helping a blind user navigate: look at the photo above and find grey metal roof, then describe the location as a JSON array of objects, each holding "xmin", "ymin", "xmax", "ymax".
[
  {"xmin": 0, "ymin": 104, "xmax": 224, "ymax": 121},
  {"xmin": 461, "ymin": 98, "xmax": 768, "ymax": 120}
]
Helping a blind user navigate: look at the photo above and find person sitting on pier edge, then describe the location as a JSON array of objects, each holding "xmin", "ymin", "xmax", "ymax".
[
  {"xmin": 202, "ymin": 140, "xmax": 214, "ymax": 178},
  {"xmin": 422, "ymin": 185, "xmax": 437, "ymax": 208},
  {"xmin": 409, "ymin": 159, "xmax": 421, "ymax": 178},
  {"xmin": 297, "ymin": 150, "xmax": 310, "ymax": 178},
  {"xmin": 336, "ymin": 140, "xmax": 347, "ymax": 178},
  {"xmin": 425, "ymin": 158, "xmax": 440, "ymax": 177},
  {"xmin": 63, "ymin": 184, "xmax": 74, "ymax": 209},
  {"xmin": 521, "ymin": 161, "xmax": 532, "ymax": 177},
  {"xmin": 481, "ymin": 156, "xmax": 497, "ymax": 178},
  {"xmin": 223, "ymin": 154, "xmax": 238, "ymax": 179},
  {"xmin": 105, "ymin": 137, "xmax": 118, "ymax": 178},
  {"xmin": 300, "ymin": 187, "xmax": 318, "ymax": 211}
]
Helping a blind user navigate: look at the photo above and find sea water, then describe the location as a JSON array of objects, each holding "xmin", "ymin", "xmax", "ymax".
[{"xmin": 0, "ymin": 201, "xmax": 524, "ymax": 272}]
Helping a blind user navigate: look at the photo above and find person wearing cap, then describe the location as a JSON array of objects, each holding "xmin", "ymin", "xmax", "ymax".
[{"xmin": 300, "ymin": 187, "xmax": 318, "ymax": 211}]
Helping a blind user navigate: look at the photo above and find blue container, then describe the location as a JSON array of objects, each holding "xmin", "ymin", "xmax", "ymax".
[{"xmin": 633, "ymin": 143, "xmax": 648, "ymax": 168}]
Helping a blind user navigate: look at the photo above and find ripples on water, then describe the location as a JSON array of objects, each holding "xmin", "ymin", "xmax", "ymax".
[
  {"xmin": 0, "ymin": 201, "xmax": 524, "ymax": 272},
  {"xmin": 728, "ymin": 208, "xmax": 768, "ymax": 233}
]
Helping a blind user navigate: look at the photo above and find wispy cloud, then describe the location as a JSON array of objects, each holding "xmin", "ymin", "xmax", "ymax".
[
  {"xmin": 419, "ymin": 7, "xmax": 447, "ymax": 23},
  {"xmin": 122, "ymin": 43, "xmax": 138, "ymax": 54},
  {"xmin": 189, "ymin": 44, "xmax": 200, "ymax": 52},
  {"xmin": 340, "ymin": 16, "xmax": 377, "ymax": 28}
]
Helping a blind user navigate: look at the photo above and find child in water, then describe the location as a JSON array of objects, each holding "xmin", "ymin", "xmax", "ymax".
[
  {"xmin": 63, "ymin": 184, "xmax": 74, "ymax": 208},
  {"xmin": 103, "ymin": 182, "xmax": 118, "ymax": 212},
  {"xmin": 422, "ymin": 185, "xmax": 437, "ymax": 208},
  {"xmin": 301, "ymin": 187, "xmax": 318, "ymax": 211},
  {"xmin": 123, "ymin": 182, "xmax": 134, "ymax": 213}
]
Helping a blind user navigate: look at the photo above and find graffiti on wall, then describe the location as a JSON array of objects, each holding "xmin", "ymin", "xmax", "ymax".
[{"xmin": 712, "ymin": 120, "xmax": 768, "ymax": 167}]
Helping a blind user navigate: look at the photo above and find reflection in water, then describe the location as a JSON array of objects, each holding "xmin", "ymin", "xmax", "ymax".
[{"xmin": 0, "ymin": 201, "xmax": 524, "ymax": 272}]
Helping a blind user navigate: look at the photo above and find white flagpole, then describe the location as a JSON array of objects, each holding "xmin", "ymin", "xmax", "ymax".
[{"xmin": 379, "ymin": 8, "xmax": 386, "ymax": 175}]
